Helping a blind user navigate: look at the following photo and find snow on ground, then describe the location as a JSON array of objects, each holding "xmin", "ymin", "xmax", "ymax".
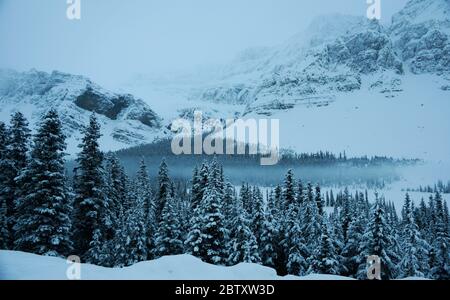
[
  {"xmin": 120, "ymin": 72, "xmax": 450, "ymax": 165},
  {"xmin": 251, "ymin": 74, "xmax": 450, "ymax": 164},
  {"xmin": 0, "ymin": 250, "xmax": 353, "ymax": 280}
]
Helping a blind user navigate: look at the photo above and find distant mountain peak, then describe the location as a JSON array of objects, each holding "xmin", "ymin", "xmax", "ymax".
[{"xmin": 0, "ymin": 69, "xmax": 164, "ymax": 153}]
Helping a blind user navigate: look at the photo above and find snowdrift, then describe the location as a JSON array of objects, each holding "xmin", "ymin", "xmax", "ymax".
[{"xmin": 0, "ymin": 250, "xmax": 353, "ymax": 280}]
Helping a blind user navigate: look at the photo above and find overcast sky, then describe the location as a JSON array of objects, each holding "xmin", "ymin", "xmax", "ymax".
[{"xmin": 0, "ymin": 0, "xmax": 409, "ymax": 86}]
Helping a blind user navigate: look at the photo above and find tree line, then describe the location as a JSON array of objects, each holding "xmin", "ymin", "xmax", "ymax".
[{"xmin": 0, "ymin": 110, "xmax": 449, "ymax": 279}]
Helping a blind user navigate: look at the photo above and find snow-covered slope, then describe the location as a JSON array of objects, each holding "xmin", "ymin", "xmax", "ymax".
[
  {"xmin": 189, "ymin": 0, "xmax": 449, "ymax": 117},
  {"xmin": 0, "ymin": 250, "xmax": 352, "ymax": 280},
  {"xmin": 391, "ymin": 0, "xmax": 450, "ymax": 74},
  {"xmin": 0, "ymin": 69, "xmax": 165, "ymax": 154},
  {"xmin": 189, "ymin": 14, "xmax": 404, "ymax": 114}
]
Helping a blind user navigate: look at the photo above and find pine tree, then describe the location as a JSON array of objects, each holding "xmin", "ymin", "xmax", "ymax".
[
  {"xmin": 329, "ymin": 189, "xmax": 335, "ymax": 207},
  {"xmin": 400, "ymin": 194, "xmax": 429, "ymax": 278},
  {"xmin": 430, "ymin": 192, "xmax": 450, "ymax": 279},
  {"xmin": 342, "ymin": 196, "xmax": 368, "ymax": 277},
  {"xmin": 191, "ymin": 163, "xmax": 208, "ymax": 211},
  {"xmin": 153, "ymin": 194, "xmax": 184, "ymax": 257},
  {"xmin": 283, "ymin": 169, "xmax": 296, "ymax": 209},
  {"xmin": 284, "ymin": 201, "xmax": 309, "ymax": 276},
  {"xmin": 72, "ymin": 114, "xmax": 110, "ymax": 262},
  {"xmin": 223, "ymin": 181, "xmax": 236, "ymax": 226},
  {"xmin": 341, "ymin": 187, "xmax": 352, "ymax": 243},
  {"xmin": 357, "ymin": 198, "xmax": 399, "ymax": 280},
  {"xmin": 156, "ymin": 159, "xmax": 172, "ymax": 220},
  {"xmin": 228, "ymin": 195, "xmax": 261, "ymax": 265},
  {"xmin": 112, "ymin": 207, "xmax": 129, "ymax": 267},
  {"xmin": 308, "ymin": 220, "xmax": 340, "ymax": 275},
  {"xmin": 260, "ymin": 192, "xmax": 279, "ymax": 269},
  {"xmin": 301, "ymin": 183, "xmax": 320, "ymax": 249},
  {"xmin": 2, "ymin": 112, "xmax": 30, "ymax": 247},
  {"xmin": 125, "ymin": 189, "xmax": 149, "ymax": 265},
  {"xmin": 274, "ymin": 185, "xmax": 283, "ymax": 213},
  {"xmin": 186, "ymin": 159, "xmax": 227, "ymax": 265},
  {"xmin": 240, "ymin": 183, "xmax": 252, "ymax": 215},
  {"xmin": 13, "ymin": 110, "xmax": 72, "ymax": 257},
  {"xmin": 315, "ymin": 185, "xmax": 324, "ymax": 217},
  {"xmin": 105, "ymin": 154, "xmax": 128, "ymax": 218},
  {"xmin": 0, "ymin": 122, "xmax": 9, "ymax": 249},
  {"xmin": 134, "ymin": 159, "xmax": 156, "ymax": 259},
  {"xmin": 251, "ymin": 186, "xmax": 265, "ymax": 246},
  {"xmin": 296, "ymin": 180, "xmax": 305, "ymax": 206},
  {"xmin": 86, "ymin": 228, "xmax": 108, "ymax": 266}
]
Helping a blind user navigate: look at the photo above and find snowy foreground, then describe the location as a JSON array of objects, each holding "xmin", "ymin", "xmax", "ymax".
[{"xmin": 0, "ymin": 250, "xmax": 354, "ymax": 280}]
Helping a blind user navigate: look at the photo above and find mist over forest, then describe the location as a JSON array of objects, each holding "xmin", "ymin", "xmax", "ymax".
[{"xmin": 65, "ymin": 137, "xmax": 419, "ymax": 188}]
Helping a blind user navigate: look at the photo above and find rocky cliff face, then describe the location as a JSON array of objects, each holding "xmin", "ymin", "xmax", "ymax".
[
  {"xmin": 391, "ymin": 0, "xmax": 450, "ymax": 74},
  {"xmin": 0, "ymin": 69, "xmax": 163, "ymax": 152},
  {"xmin": 192, "ymin": 1, "xmax": 449, "ymax": 115}
]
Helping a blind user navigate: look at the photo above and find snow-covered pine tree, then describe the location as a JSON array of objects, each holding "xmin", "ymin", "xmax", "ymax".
[
  {"xmin": 240, "ymin": 183, "xmax": 253, "ymax": 215},
  {"xmin": 124, "ymin": 188, "xmax": 149, "ymax": 265},
  {"xmin": 112, "ymin": 207, "xmax": 129, "ymax": 267},
  {"xmin": 13, "ymin": 109, "xmax": 72, "ymax": 257},
  {"xmin": 425, "ymin": 195, "xmax": 436, "ymax": 244},
  {"xmin": 156, "ymin": 159, "xmax": 172, "ymax": 220},
  {"xmin": 191, "ymin": 163, "xmax": 208, "ymax": 211},
  {"xmin": 72, "ymin": 114, "xmax": 110, "ymax": 262},
  {"xmin": 105, "ymin": 154, "xmax": 128, "ymax": 215},
  {"xmin": 176, "ymin": 197, "xmax": 192, "ymax": 246},
  {"xmin": 385, "ymin": 200, "xmax": 403, "ymax": 278},
  {"xmin": 401, "ymin": 193, "xmax": 412, "ymax": 225},
  {"xmin": 341, "ymin": 193, "xmax": 368, "ymax": 277},
  {"xmin": 296, "ymin": 180, "xmax": 305, "ymax": 206},
  {"xmin": 134, "ymin": 159, "xmax": 156, "ymax": 259},
  {"xmin": 153, "ymin": 193, "xmax": 184, "ymax": 258},
  {"xmin": 0, "ymin": 192, "xmax": 7, "ymax": 250},
  {"xmin": 227, "ymin": 193, "xmax": 261, "ymax": 265},
  {"xmin": 273, "ymin": 185, "xmax": 283, "ymax": 215},
  {"xmin": 341, "ymin": 187, "xmax": 352, "ymax": 243},
  {"xmin": 315, "ymin": 185, "xmax": 324, "ymax": 217},
  {"xmin": 104, "ymin": 153, "xmax": 129, "ymax": 243},
  {"xmin": 260, "ymin": 191, "xmax": 279, "ymax": 269},
  {"xmin": 186, "ymin": 159, "xmax": 228, "ymax": 263},
  {"xmin": 282, "ymin": 169, "xmax": 296, "ymax": 209},
  {"xmin": 415, "ymin": 198, "xmax": 428, "ymax": 233},
  {"xmin": 400, "ymin": 194, "xmax": 430, "ymax": 278},
  {"xmin": 301, "ymin": 183, "xmax": 321, "ymax": 250},
  {"xmin": 308, "ymin": 220, "xmax": 340, "ymax": 275},
  {"xmin": 329, "ymin": 202, "xmax": 346, "ymax": 275},
  {"xmin": 0, "ymin": 122, "xmax": 9, "ymax": 249},
  {"xmin": 196, "ymin": 159, "xmax": 227, "ymax": 264},
  {"xmin": 284, "ymin": 200, "xmax": 309, "ymax": 276},
  {"xmin": 443, "ymin": 200, "xmax": 450, "ymax": 234},
  {"xmin": 85, "ymin": 228, "xmax": 108, "ymax": 266},
  {"xmin": 329, "ymin": 189, "xmax": 335, "ymax": 207},
  {"xmin": 223, "ymin": 181, "xmax": 236, "ymax": 225},
  {"xmin": 430, "ymin": 192, "xmax": 450, "ymax": 279},
  {"xmin": 2, "ymin": 112, "xmax": 30, "ymax": 247},
  {"xmin": 251, "ymin": 186, "xmax": 265, "ymax": 246},
  {"xmin": 356, "ymin": 197, "xmax": 399, "ymax": 280}
]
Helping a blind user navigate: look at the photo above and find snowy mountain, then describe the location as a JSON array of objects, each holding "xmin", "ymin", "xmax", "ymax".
[
  {"xmin": 0, "ymin": 69, "xmax": 165, "ymax": 154},
  {"xmin": 191, "ymin": 1, "xmax": 449, "ymax": 116},
  {"xmin": 391, "ymin": 0, "xmax": 450, "ymax": 75}
]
